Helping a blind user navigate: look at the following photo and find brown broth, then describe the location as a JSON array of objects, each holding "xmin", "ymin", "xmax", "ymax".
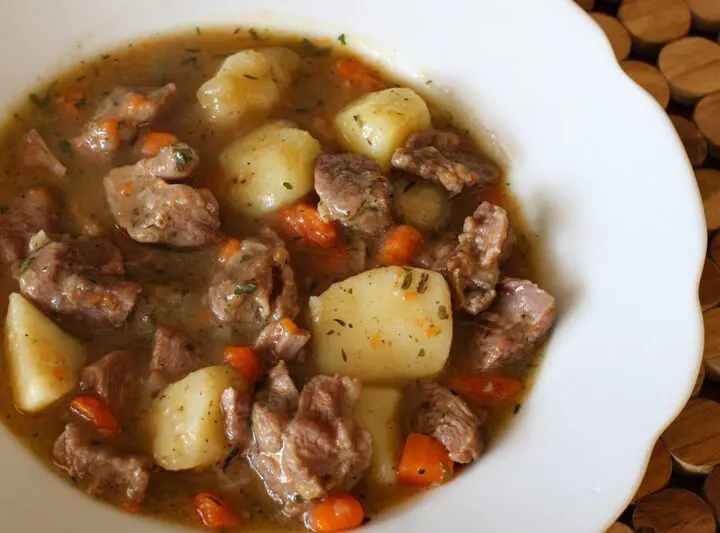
[{"xmin": 0, "ymin": 28, "xmax": 543, "ymax": 531}]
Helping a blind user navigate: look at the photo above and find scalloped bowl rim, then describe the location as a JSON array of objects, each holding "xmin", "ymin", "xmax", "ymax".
[{"xmin": 0, "ymin": 1, "xmax": 706, "ymax": 532}]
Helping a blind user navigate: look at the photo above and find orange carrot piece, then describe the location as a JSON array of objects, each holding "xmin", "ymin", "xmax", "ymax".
[
  {"xmin": 313, "ymin": 245, "xmax": 350, "ymax": 277},
  {"xmin": 278, "ymin": 317, "xmax": 302, "ymax": 336},
  {"xmin": 96, "ymin": 117, "xmax": 120, "ymax": 150},
  {"xmin": 376, "ymin": 225, "xmax": 423, "ymax": 267},
  {"xmin": 397, "ymin": 433, "xmax": 454, "ymax": 487},
  {"xmin": 224, "ymin": 346, "xmax": 263, "ymax": 383},
  {"xmin": 194, "ymin": 492, "xmax": 240, "ymax": 529},
  {"xmin": 217, "ymin": 238, "xmax": 242, "ymax": 264},
  {"xmin": 126, "ymin": 93, "xmax": 150, "ymax": 112},
  {"xmin": 336, "ymin": 58, "xmax": 385, "ymax": 92},
  {"xmin": 69, "ymin": 396, "xmax": 120, "ymax": 438},
  {"xmin": 278, "ymin": 203, "xmax": 339, "ymax": 250},
  {"xmin": 449, "ymin": 376, "xmax": 522, "ymax": 405},
  {"xmin": 138, "ymin": 132, "xmax": 178, "ymax": 157},
  {"xmin": 309, "ymin": 494, "xmax": 365, "ymax": 532}
]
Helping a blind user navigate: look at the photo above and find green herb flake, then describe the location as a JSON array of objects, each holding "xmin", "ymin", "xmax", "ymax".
[
  {"xmin": 417, "ymin": 348, "xmax": 426, "ymax": 358},
  {"xmin": 282, "ymin": 182, "xmax": 293, "ymax": 190},
  {"xmin": 401, "ymin": 271, "xmax": 413, "ymax": 290},
  {"xmin": 180, "ymin": 56, "xmax": 199, "ymax": 68},
  {"xmin": 513, "ymin": 403, "xmax": 522, "ymax": 415},
  {"xmin": 249, "ymin": 28, "xmax": 260, "ymax": 40},
  {"xmin": 291, "ymin": 494, "xmax": 304, "ymax": 503},
  {"xmin": 174, "ymin": 148, "xmax": 193, "ymax": 172},
  {"xmin": 352, "ymin": 114, "xmax": 363, "ymax": 126},
  {"xmin": 195, "ymin": 26, "xmax": 201, "ymax": 36},
  {"xmin": 243, "ymin": 74, "xmax": 259, "ymax": 80},
  {"xmin": 417, "ymin": 272, "xmax": 429, "ymax": 295},
  {"xmin": 241, "ymin": 254, "xmax": 251, "ymax": 262},
  {"xmin": 338, "ymin": 33, "xmax": 347, "ymax": 45},
  {"xmin": 29, "ymin": 93, "xmax": 51, "ymax": 109},
  {"xmin": 425, "ymin": 80, "xmax": 434, "ymax": 86},
  {"xmin": 132, "ymin": 207, "xmax": 141, "ymax": 216},
  {"xmin": 438, "ymin": 305, "xmax": 448, "ymax": 320},
  {"xmin": 341, "ymin": 349, "xmax": 348, "ymax": 362},
  {"xmin": 222, "ymin": 447, "xmax": 241, "ymax": 470},
  {"xmin": 57, "ymin": 139, "xmax": 72, "ymax": 155},
  {"xmin": 75, "ymin": 74, "xmax": 87, "ymax": 82},
  {"xmin": 235, "ymin": 282, "xmax": 257, "ymax": 295},
  {"xmin": 334, "ymin": 318, "xmax": 347, "ymax": 327},
  {"xmin": 100, "ymin": 54, "xmax": 110, "ymax": 60},
  {"xmin": 19, "ymin": 257, "xmax": 34, "ymax": 274}
]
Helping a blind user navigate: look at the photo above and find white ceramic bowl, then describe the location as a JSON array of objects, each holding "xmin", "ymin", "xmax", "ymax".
[{"xmin": 0, "ymin": 1, "xmax": 706, "ymax": 532}]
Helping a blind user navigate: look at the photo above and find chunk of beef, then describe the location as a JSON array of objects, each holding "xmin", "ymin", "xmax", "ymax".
[
  {"xmin": 0, "ymin": 187, "xmax": 60, "ymax": 264},
  {"xmin": 104, "ymin": 167, "xmax": 220, "ymax": 248},
  {"xmin": 74, "ymin": 84, "xmax": 176, "ymax": 154},
  {"xmin": 315, "ymin": 153, "xmax": 393, "ymax": 234},
  {"xmin": 249, "ymin": 369, "xmax": 371, "ymax": 514},
  {"xmin": 18, "ymin": 238, "xmax": 140, "ymax": 328},
  {"xmin": 412, "ymin": 383, "xmax": 484, "ymax": 464},
  {"xmin": 418, "ymin": 202, "xmax": 512, "ymax": 314},
  {"xmin": 220, "ymin": 387, "xmax": 252, "ymax": 450},
  {"xmin": 209, "ymin": 230, "xmax": 299, "ymax": 326},
  {"xmin": 252, "ymin": 361, "xmax": 300, "ymax": 454},
  {"xmin": 137, "ymin": 143, "xmax": 199, "ymax": 180},
  {"xmin": 53, "ymin": 423, "xmax": 151, "ymax": 506},
  {"xmin": 469, "ymin": 278, "xmax": 557, "ymax": 371},
  {"xmin": 150, "ymin": 325, "xmax": 200, "ymax": 382},
  {"xmin": 255, "ymin": 320, "xmax": 311, "ymax": 362},
  {"xmin": 18, "ymin": 129, "xmax": 67, "ymax": 178},
  {"xmin": 79, "ymin": 350, "xmax": 139, "ymax": 415},
  {"xmin": 391, "ymin": 129, "xmax": 500, "ymax": 195}
]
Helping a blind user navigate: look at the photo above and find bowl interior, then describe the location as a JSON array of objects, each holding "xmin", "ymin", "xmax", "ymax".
[{"xmin": 0, "ymin": 0, "xmax": 706, "ymax": 532}]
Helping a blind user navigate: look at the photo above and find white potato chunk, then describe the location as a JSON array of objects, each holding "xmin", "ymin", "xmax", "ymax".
[
  {"xmin": 4, "ymin": 293, "xmax": 86, "ymax": 412},
  {"xmin": 148, "ymin": 365, "xmax": 246, "ymax": 471},
  {"xmin": 393, "ymin": 179, "xmax": 449, "ymax": 230},
  {"xmin": 357, "ymin": 386, "xmax": 403, "ymax": 487},
  {"xmin": 219, "ymin": 121, "xmax": 322, "ymax": 217},
  {"xmin": 335, "ymin": 88, "xmax": 432, "ymax": 170},
  {"xmin": 309, "ymin": 267, "xmax": 453, "ymax": 382},
  {"xmin": 197, "ymin": 48, "xmax": 300, "ymax": 128}
]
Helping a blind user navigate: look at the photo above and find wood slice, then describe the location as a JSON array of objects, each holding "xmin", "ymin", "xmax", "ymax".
[
  {"xmin": 606, "ymin": 523, "xmax": 632, "ymax": 533},
  {"xmin": 687, "ymin": 0, "xmax": 720, "ymax": 32},
  {"xmin": 670, "ymin": 115, "xmax": 708, "ymax": 168},
  {"xmin": 591, "ymin": 13, "xmax": 632, "ymax": 61},
  {"xmin": 694, "ymin": 363, "xmax": 706, "ymax": 397},
  {"xmin": 575, "ymin": 0, "xmax": 595, "ymax": 11},
  {"xmin": 633, "ymin": 488, "xmax": 716, "ymax": 532},
  {"xmin": 703, "ymin": 465, "xmax": 720, "ymax": 524},
  {"xmin": 663, "ymin": 398, "xmax": 720, "ymax": 475},
  {"xmin": 659, "ymin": 37, "xmax": 720, "ymax": 104},
  {"xmin": 697, "ymin": 170, "xmax": 720, "ymax": 230},
  {"xmin": 705, "ymin": 307, "xmax": 720, "ymax": 380},
  {"xmin": 634, "ymin": 439, "xmax": 673, "ymax": 501},
  {"xmin": 694, "ymin": 92, "xmax": 720, "ymax": 159},
  {"xmin": 622, "ymin": 60, "xmax": 671, "ymax": 109},
  {"xmin": 618, "ymin": 0, "xmax": 692, "ymax": 55}
]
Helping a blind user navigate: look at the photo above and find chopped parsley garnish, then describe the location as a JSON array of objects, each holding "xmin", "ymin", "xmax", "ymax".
[
  {"xmin": 514, "ymin": 403, "xmax": 522, "ymax": 415},
  {"xmin": 241, "ymin": 254, "xmax": 251, "ymax": 262},
  {"xmin": 353, "ymin": 114, "xmax": 363, "ymax": 126},
  {"xmin": 29, "ymin": 92, "xmax": 51, "ymax": 109},
  {"xmin": 249, "ymin": 28, "xmax": 260, "ymax": 40},
  {"xmin": 417, "ymin": 273, "xmax": 429, "ymax": 294},
  {"xmin": 19, "ymin": 256, "xmax": 34, "ymax": 274},
  {"xmin": 100, "ymin": 54, "xmax": 110, "ymax": 60},
  {"xmin": 235, "ymin": 282, "xmax": 257, "ymax": 295},
  {"xmin": 417, "ymin": 348, "xmax": 426, "ymax": 358},
  {"xmin": 291, "ymin": 494, "xmax": 304, "ymax": 503},
  {"xmin": 195, "ymin": 26, "xmax": 201, "ymax": 35},
  {"xmin": 438, "ymin": 305, "xmax": 449, "ymax": 320},
  {"xmin": 425, "ymin": 79, "xmax": 434, "ymax": 86},
  {"xmin": 57, "ymin": 139, "xmax": 72, "ymax": 155},
  {"xmin": 341, "ymin": 349, "xmax": 348, "ymax": 362},
  {"xmin": 243, "ymin": 74, "xmax": 259, "ymax": 80},
  {"xmin": 222, "ymin": 447, "xmax": 241, "ymax": 470},
  {"xmin": 174, "ymin": 148, "xmax": 193, "ymax": 172},
  {"xmin": 338, "ymin": 33, "xmax": 347, "ymax": 45},
  {"xmin": 333, "ymin": 318, "xmax": 346, "ymax": 327},
  {"xmin": 180, "ymin": 56, "xmax": 199, "ymax": 68},
  {"xmin": 401, "ymin": 270, "xmax": 413, "ymax": 290},
  {"xmin": 132, "ymin": 207, "xmax": 140, "ymax": 216},
  {"xmin": 282, "ymin": 182, "xmax": 293, "ymax": 190}
]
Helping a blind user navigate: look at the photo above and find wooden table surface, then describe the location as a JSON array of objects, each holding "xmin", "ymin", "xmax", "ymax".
[{"xmin": 573, "ymin": 1, "xmax": 720, "ymax": 531}]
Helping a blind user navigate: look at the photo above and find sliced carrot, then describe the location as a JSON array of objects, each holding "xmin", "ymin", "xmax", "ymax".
[
  {"xmin": 278, "ymin": 202, "xmax": 339, "ymax": 250},
  {"xmin": 224, "ymin": 346, "xmax": 263, "ymax": 383},
  {"xmin": 313, "ymin": 245, "xmax": 350, "ymax": 277},
  {"xmin": 194, "ymin": 492, "xmax": 240, "ymax": 529},
  {"xmin": 217, "ymin": 238, "xmax": 242, "ymax": 264},
  {"xmin": 69, "ymin": 396, "xmax": 120, "ymax": 438},
  {"xmin": 376, "ymin": 225, "xmax": 423, "ymax": 267},
  {"xmin": 138, "ymin": 131, "xmax": 178, "ymax": 157},
  {"xmin": 309, "ymin": 494, "xmax": 365, "ymax": 532},
  {"xmin": 278, "ymin": 317, "xmax": 302, "ymax": 336},
  {"xmin": 449, "ymin": 376, "xmax": 522, "ymax": 405},
  {"xmin": 397, "ymin": 433, "xmax": 454, "ymax": 487},
  {"xmin": 95, "ymin": 117, "xmax": 120, "ymax": 151},
  {"xmin": 126, "ymin": 93, "xmax": 150, "ymax": 112},
  {"xmin": 336, "ymin": 58, "xmax": 385, "ymax": 92}
]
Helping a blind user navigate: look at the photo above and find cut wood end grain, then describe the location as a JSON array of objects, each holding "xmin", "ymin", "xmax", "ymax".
[
  {"xmin": 687, "ymin": 0, "xmax": 720, "ymax": 32},
  {"xmin": 696, "ymin": 170, "xmax": 720, "ymax": 231},
  {"xmin": 633, "ymin": 488, "xmax": 716, "ymax": 533},
  {"xmin": 702, "ymin": 465, "xmax": 720, "ymax": 523},
  {"xmin": 694, "ymin": 92, "xmax": 720, "ymax": 159},
  {"xmin": 618, "ymin": 0, "xmax": 692, "ymax": 53},
  {"xmin": 591, "ymin": 13, "xmax": 632, "ymax": 62},
  {"xmin": 662, "ymin": 398, "xmax": 720, "ymax": 475},
  {"xmin": 621, "ymin": 60, "xmax": 671, "ymax": 109},
  {"xmin": 634, "ymin": 439, "xmax": 673, "ymax": 501},
  {"xmin": 659, "ymin": 37, "xmax": 720, "ymax": 104},
  {"xmin": 703, "ymin": 307, "xmax": 720, "ymax": 380},
  {"xmin": 670, "ymin": 115, "xmax": 708, "ymax": 168}
]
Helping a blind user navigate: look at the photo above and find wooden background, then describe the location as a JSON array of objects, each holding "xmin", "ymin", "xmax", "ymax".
[{"xmin": 572, "ymin": 0, "xmax": 720, "ymax": 531}]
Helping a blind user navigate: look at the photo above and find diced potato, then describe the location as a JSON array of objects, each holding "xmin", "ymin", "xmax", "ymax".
[
  {"xmin": 219, "ymin": 121, "xmax": 322, "ymax": 217},
  {"xmin": 148, "ymin": 366, "xmax": 247, "ymax": 471},
  {"xmin": 393, "ymin": 179, "xmax": 449, "ymax": 230},
  {"xmin": 309, "ymin": 267, "xmax": 453, "ymax": 382},
  {"xmin": 197, "ymin": 48, "xmax": 300, "ymax": 128},
  {"xmin": 4, "ymin": 293, "xmax": 87, "ymax": 412},
  {"xmin": 357, "ymin": 386, "xmax": 403, "ymax": 487},
  {"xmin": 335, "ymin": 88, "xmax": 432, "ymax": 170}
]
